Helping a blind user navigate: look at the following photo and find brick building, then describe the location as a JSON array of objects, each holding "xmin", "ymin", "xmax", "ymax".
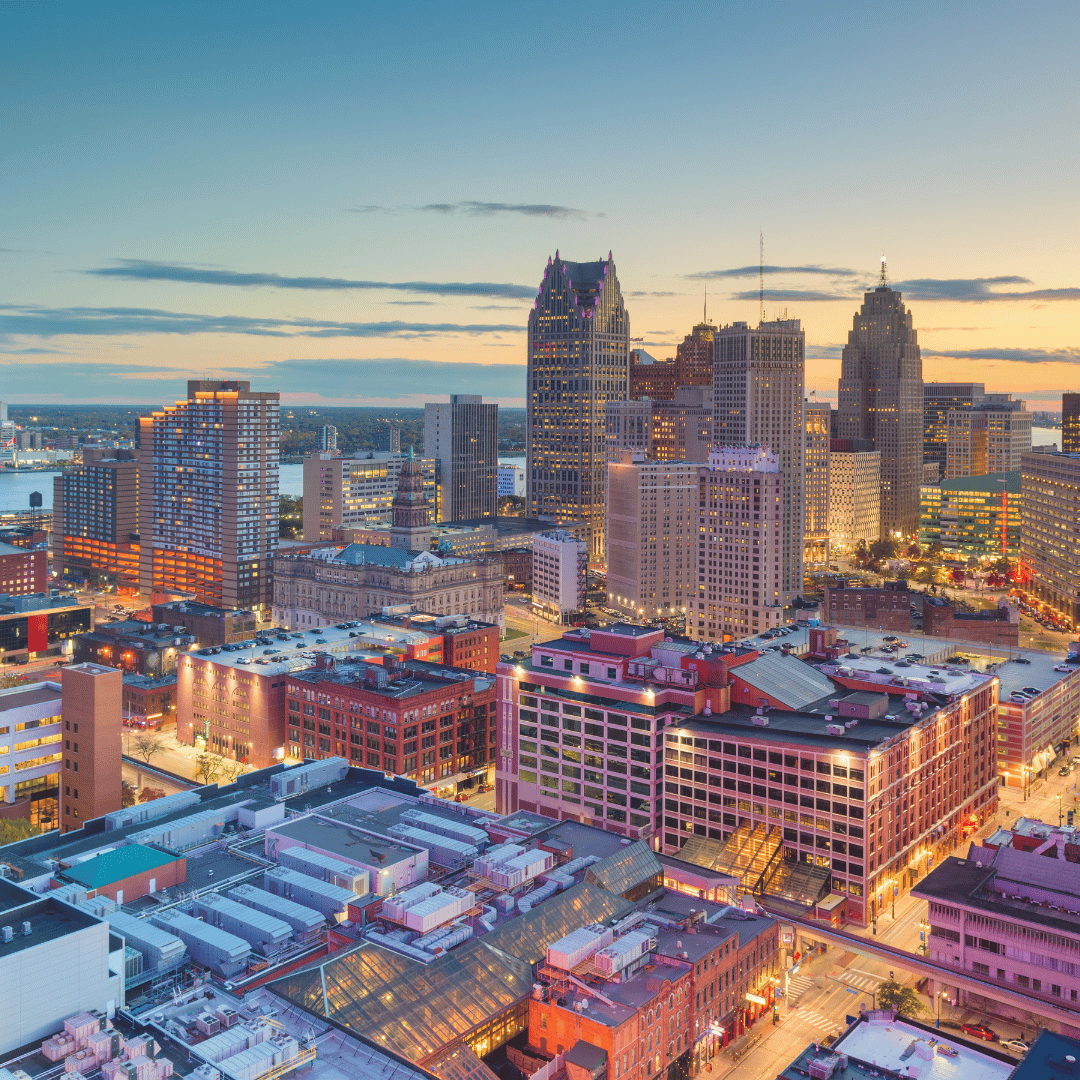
[
  {"xmin": 922, "ymin": 595, "xmax": 1019, "ymax": 648},
  {"xmin": 150, "ymin": 600, "xmax": 257, "ymax": 647},
  {"xmin": 439, "ymin": 617, "xmax": 500, "ymax": 674},
  {"xmin": 72, "ymin": 620, "xmax": 196, "ymax": 677},
  {"xmin": 0, "ymin": 542, "xmax": 46, "ymax": 596},
  {"xmin": 60, "ymin": 663, "xmax": 122, "ymax": 833},
  {"xmin": 53, "ymin": 843, "xmax": 186, "ymax": 904},
  {"xmin": 823, "ymin": 582, "xmax": 910, "ymax": 631},
  {"xmin": 121, "ymin": 673, "xmax": 177, "ymax": 726}
]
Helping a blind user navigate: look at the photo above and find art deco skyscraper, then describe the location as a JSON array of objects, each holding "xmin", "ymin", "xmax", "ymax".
[
  {"xmin": 712, "ymin": 318, "xmax": 806, "ymax": 605},
  {"xmin": 527, "ymin": 252, "xmax": 629, "ymax": 558},
  {"xmin": 837, "ymin": 267, "xmax": 924, "ymax": 536}
]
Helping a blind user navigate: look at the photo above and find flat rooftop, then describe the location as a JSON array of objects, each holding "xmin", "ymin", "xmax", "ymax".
[
  {"xmin": 0, "ymin": 682, "xmax": 61, "ymax": 712},
  {"xmin": 290, "ymin": 659, "xmax": 484, "ymax": 701},
  {"xmin": 268, "ymin": 812, "xmax": 422, "ymax": 867},
  {"xmin": 186, "ymin": 624, "xmax": 389, "ymax": 676}
]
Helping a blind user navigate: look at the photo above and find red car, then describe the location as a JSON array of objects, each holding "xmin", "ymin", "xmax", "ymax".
[
  {"xmin": 961, "ymin": 1023, "xmax": 998, "ymax": 1041},
  {"xmin": 454, "ymin": 792, "xmax": 470, "ymax": 803}
]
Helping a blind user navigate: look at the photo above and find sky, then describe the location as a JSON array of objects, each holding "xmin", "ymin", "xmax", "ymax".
[{"xmin": 1, "ymin": 1, "xmax": 1077, "ymax": 409}]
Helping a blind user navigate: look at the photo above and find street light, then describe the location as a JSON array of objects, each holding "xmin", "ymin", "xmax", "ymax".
[
  {"xmin": 936, "ymin": 989, "xmax": 948, "ymax": 1030},
  {"xmin": 1057, "ymin": 793, "xmax": 1063, "ymax": 827}
]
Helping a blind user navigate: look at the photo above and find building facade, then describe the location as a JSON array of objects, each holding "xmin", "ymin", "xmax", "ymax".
[
  {"xmin": 945, "ymin": 397, "xmax": 1031, "ymax": 480},
  {"xmin": 828, "ymin": 440, "xmax": 881, "ymax": 550},
  {"xmin": 804, "ymin": 401, "xmax": 831, "ymax": 567},
  {"xmin": 150, "ymin": 600, "xmax": 257, "ymax": 646},
  {"xmin": 924, "ymin": 382, "xmax": 985, "ymax": 474},
  {"xmin": 629, "ymin": 350, "xmax": 678, "ymax": 401},
  {"xmin": 822, "ymin": 582, "xmax": 910, "ymax": 631},
  {"xmin": 712, "ymin": 320, "xmax": 805, "ymax": 606},
  {"xmin": 425, "ymin": 395, "xmax": 498, "ymax": 522},
  {"xmin": 498, "ymin": 463, "xmax": 526, "ymax": 498},
  {"xmin": 527, "ymin": 253, "xmax": 630, "ymax": 559},
  {"xmin": 0, "ymin": 682, "xmax": 63, "ymax": 827},
  {"xmin": 60, "ymin": 663, "xmax": 122, "ymax": 833},
  {"xmin": 301, "ymin": 450, "xmax": 437, "ymax": 542},
  {"xmin": 1063, "ymin": 392, "xmax": 1080, "ymax": 454},
  {"xmin": 919, "ymin": 471, "xmax": 1020, "ymax": 558},
  {"xmin": 52, "ymin": 449, "xmax": 139, "ymax": 589},
  {"xmin": 0, "ymin": 593, "xmax": 93, "ymax": 664},
  {"xmin": 690, "ymin": 447, "xmax": 784, "ymax": 642},
  {"xmin": 0, "ymin": 541, "xmax": 46, "ymax": 596},
  {"xmin": 532, "ymin": 530, "xmax": 588, "ymax": 622},
  {"xmin": 138, "ymin": 380, "xmax": 279, "ymax": 610},
  {"xmin": 1020, "ymin": 451, "xmax": 1080, "ymax": 627},
  {"xmin": 605, "ymin": 386, "xmax": 712, "ymax": 464},
  {"xmin": 320, "ymin": 425, "xmax": 338, "ymax": 453},
  {"xmin": 606, "ymin": 454, "xmax": 697, "ymax": 623},
  {"xmin": 72, "ymin": 620, "xmax": 195, "ymax": 677},
  {"xmin": 837, "ymin": 277, "xmax": 924, "ymax": 536}
]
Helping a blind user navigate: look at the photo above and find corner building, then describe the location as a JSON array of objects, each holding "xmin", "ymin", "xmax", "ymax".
[
  {"xmin": 138, "ymin": 380, "xmax": 279, "ymax": 610},
  {"xmin": 527, "ymin": 253, "xmax": 630, "ymax": 560}
]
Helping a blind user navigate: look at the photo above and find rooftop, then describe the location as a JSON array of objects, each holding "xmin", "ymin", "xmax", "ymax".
[
  {"xmin": 57, "ymin": 843, "xmax": 181, "ymax": 888},
  {"xmin": 936, "ymin": 470, "xmax": 1021, "ymax": 495},
  {"xmin": 267, "ymin": 813, "xmax": 423, "ymax": 868},
  {"xmin": 184, "ymin": 624, "xmax": 389, "ymax": 676},
  {"xmin": 0, "ymin": 593, "xmax": 88, "ymax": 615},
  {"xmin": 289, "ymin": 659, "xmax": 490, "ymax": 701},
  {"xmin": 1010, "ymin": 1028, "xmax": 1080, "ymax": 1080},
  {"xmin": 0, "ymin": 682, "xmax": 61, "ymax": 713}
]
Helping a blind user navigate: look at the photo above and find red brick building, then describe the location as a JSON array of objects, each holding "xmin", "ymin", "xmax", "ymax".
[
  {"xmin": 60, "ymin": 663, "xmax": 122, "ymax": 832},
  {"xmin": 823, "ymin": 582, "xmax": 911, "ymax": 631},
  {"xmin": 440, "ymin": 619, "xmax": 500, "ymax": 674},
  {"xmin": 922, "ymin": 595, "xmax": 1019, "ymax": 647},
  {"xmin": 54, "ymin": 843, "xmax": 186, "ymax": 903},
  {"xmin": 0, "ymin": 542, "xmax": 46, "ymax": 596},
  {"xmin": 629, "ymin": 353, "xmax": 679, "ymax": 401}
]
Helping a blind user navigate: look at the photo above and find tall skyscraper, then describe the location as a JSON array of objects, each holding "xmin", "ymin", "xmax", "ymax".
[
  {"xmin": 1020, "ymin": 450, "xmax": 1080, "ymax": 627},
  {"xmin": 424, "ymin": 394, "xmax": 498, "ymax": 522},
  {"xmin": 527, "ymin": 252, "xmax": 630, "ymax": 559},
  {"xmin": 829, "ymin": 438, "xmax": 881, "ymax": 550},
  {"xmin": 138, "ymin": 380, "xmax": 279, "ymax": 610},
  {"xmin": 837, "ymin": 268, "xmax": 924, "ymax": 536},
  {"xmin": 319, "ymin": 424, "xmax": 338, "ymax": 453},
  {"xmin": 945, "ymin": 395, "xmax": 1030, "ymax": 479},
  {"xmin": 924, "ymin": 382, "xmax": 985, "ymax": 472},
  {"xmin": 712, "ymin": 319, "xmax": 805, "ymax": 604},
  {"xmin": 804, "ymin": 400, "xmax": 831, "ymax": 567},
  {"xmin": 1063, "ymin": 393, "xmax": 1080, "ymax": 453}
]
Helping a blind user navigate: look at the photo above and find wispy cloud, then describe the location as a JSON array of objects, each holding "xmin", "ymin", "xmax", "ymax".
[
  {"xmin": 731, "ymin": 288, "xmax": 855, "ymax": 303},
  {"xmin": 806, "ymin": 344, "xmax": 845, "ymax": 359},
  {"xmin": 0, "ymin": 304, "xmax": 521, "ymax": 340},
  {"xmin": 84, "ymin": 260, "xmax": 535, "ymax": 300},
  {"xmin": 921, "ymin": 346, "xmax": 1080, "ymax": 364},
  {"xmin": 894, "ymin": 277, "xmax": 1080, "ymax": 302},
  {"xmin": 349, "ymin": 201, "xmax": 597, "ymax": 220},
  {"xmin": 689, "ymin": 264, "xmax": 860, "ymax": 280},
  {"xmin": 626, "ymin": 290, "xmax": 680, "ymax": 298}
]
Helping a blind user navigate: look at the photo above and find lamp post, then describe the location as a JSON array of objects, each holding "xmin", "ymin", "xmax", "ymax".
[
  {"xmin": 936, "ymin": 989, "xmax": 947, "ymax": 1030},
  {"xmin": 1057, "ymin": 793, "xmax": 1063, "ymax": 827}
]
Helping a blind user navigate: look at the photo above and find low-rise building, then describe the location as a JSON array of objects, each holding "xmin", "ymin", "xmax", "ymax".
[
  {"xmin": 150, "ymin": 600, "xmax": 257, "ymax": 646},
  {"xmin": 922, "ymin": 595, "xmax": 1019, "ymax": 648},
  {"xmin": 532, "ymin": 531, "xmax": 587, "ymax": 623},
  {"xmin": 72, "ymin": 620, "xmax": 196, "ymax": 677},
  {"xmin": 0, "ymin": 681, "xmax": 63, "ymax": 828},
  {"xmin": 0, "ymin": 593, "xmax": 93, "ymax": 664},
  {"xmin": 498, "ymin": 463, "xmax": 525, "ymax": 498},
  {"xmin": 823, "ymin": 581, "xmax": 910, "ymax": 632},
  {"xmin": 121, "ymin": 672, "xmax": 177, "ymax": 726},
  {"xmin": 0, "ymin": 540, "xmax": 46, "ymax": 596}
]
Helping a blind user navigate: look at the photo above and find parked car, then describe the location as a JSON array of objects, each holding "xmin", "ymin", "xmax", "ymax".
[
  {"xmin": 1000, "ymin": 1039, "xmax": 1030, "ymax": 1055},
  {"xmin": 1059, "ymin": 766, "xmax": 1071, "ymax": 777},
  {"xmin": 1015, "ymin": 657, "xmax": 1032, "ymax": 664},
  {"xmin": 1054, "ymin": 665, "xmax": 1073, "ymax": 673},
  {"xmin": 1022, "ymin": 686, "xmax": 1041, "ymax": 695},
  {"xmin": 454, "ymin": 792, "xmax": 470, "ymax": 803},
  {"xmin": 961, "ymin": 1023, "xmax": 998, "ymax": 1041}
]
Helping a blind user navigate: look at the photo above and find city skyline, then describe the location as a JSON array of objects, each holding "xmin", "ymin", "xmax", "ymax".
[{"xmin": 1, "ymin": 2, "xmax": 1077, "ymax": 408}]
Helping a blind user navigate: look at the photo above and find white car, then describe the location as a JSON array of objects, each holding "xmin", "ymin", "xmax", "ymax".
[
  {"xmin": 1000, "ymin": 1039, "xmax": 1030, "ymax": 1055},
  {"xmin": 1054, "ymin": 665, "xmax": 1073, "ymax": 673}
]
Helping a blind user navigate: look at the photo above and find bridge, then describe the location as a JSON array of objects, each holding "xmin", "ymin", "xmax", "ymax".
[{"xmin": 767, "ymin": 906, "xmax": 1080, "ymax": 1034}]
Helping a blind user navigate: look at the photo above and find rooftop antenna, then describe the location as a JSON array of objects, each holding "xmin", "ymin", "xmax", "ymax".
[
  {"xmin": 703, "ymin": 284, "xmax": 707, "ymax": 324},
  {"xmin": 880, "ymin": 255, "xmax": 887, "ymax": 287},
  {"xmin": 759, "ymin": 231, "xmax": 765, "ymax": 324}
]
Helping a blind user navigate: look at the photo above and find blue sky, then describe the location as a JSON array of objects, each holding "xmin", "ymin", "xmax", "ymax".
[{"xmin": 2, "ymin": 1, "xmax": 1077, "ymax": 406}]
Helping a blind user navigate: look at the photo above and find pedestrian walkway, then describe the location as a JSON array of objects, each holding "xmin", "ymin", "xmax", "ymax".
[
  {"xmin": 786, "ymin": 1007, "xmax": 839, "ymax": 1038},
  {"xmin": 836, "ymin": 970, "xmax": 880, "ymax": 994},
  {"xmin": 785, "ymin": 974, "xmax": 816, "ymax": 1002}
]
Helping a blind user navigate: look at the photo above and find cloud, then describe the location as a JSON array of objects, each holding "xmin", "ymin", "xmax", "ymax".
[
  {"xmin": 688, "ymin": 264, "xmax": 860, "ymax": 280},
  {"xmin": 894, "ymin": 277, "xmax": 1080, "ymax": 302},
  {"xmin": 626, "ymin": 291, "xmax": 680, "ymax": 298},
  {"xmin": 806, "ymin": 344, "xmax": 845, "ymax": 359},
  {"xmin": 921, "ymin": 346, "xmax": 1080, "ymax": 364},
  {"xmin": 731, "ymin": 288, "xmax": 855, "ymax": 303},
  {"xmin": 349, "ymin": 201, "xmax": 596, "ymax": 220},
  {"xmin": 84, "ymin": 260, "xmax": 535, "ymax": 299},
  {"xmin": 0, "ymin": 304, "xmax": 521, "ymax": 341}
]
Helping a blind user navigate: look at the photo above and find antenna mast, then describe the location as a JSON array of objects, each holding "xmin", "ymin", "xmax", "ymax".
[
  {"xmin": 880, "ymin": 255, "xmax": 887, "ymax": 287},
  {"xmin": 759, "ymin": 232, "xmax": 765, "ymax": 324}
]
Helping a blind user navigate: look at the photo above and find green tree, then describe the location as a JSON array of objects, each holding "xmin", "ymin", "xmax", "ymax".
[
  {"xmin": 0, "ymin": 674, "xmax": 28, "ymax": 689},
  {"xmin": 0, "ymin": 819, "xmax": 41, "ymax": 845},
  {"xmin": 279, "ymin": 495, "xmax": 303, "ymax": 539},
  {"xmin": 121, "ymin": 779, "xmax": 138, "ymax": 808},
  {"xmin": 877, "ymin": 979, "xmax": 927, "ymax": 1016}
]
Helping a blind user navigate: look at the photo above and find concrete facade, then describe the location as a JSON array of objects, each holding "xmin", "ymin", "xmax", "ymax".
[
  {"xmin": 532, "ymin": 530, "xmax": 587, "ymax": 621},
  {"xmin": 425, "ymin": 395, "xmax": 498, "ymax": 522},
  {"xmin": 803, "ymin": 401, "xmax": 831, "ymax": 566},
  {"xmin": 828, "ymin": 441, "xmax": 881, "ymax": 549},
  {"xmin": 1020, "ymin": 451, "xmax": 1080, "ymax": 627},
  {"xmin": 0, "ymin": 682, "xmax": 63, "ymax": 827},
  {"xmin": 945, "ymin": 397, "xmax": 1031, "ymax": 480}
]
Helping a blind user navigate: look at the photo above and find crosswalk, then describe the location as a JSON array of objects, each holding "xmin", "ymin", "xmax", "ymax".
[
  {"xmin": 837, "ymin": 971, "xmax": 881, "ymax": 994},
  {"xmin": 785, "ymin": 974, "xmax": 816, "ymax": 1001},
  {"xmin": 788, "ymin": 1009, "xmax": 840, "ymax": 1037}
]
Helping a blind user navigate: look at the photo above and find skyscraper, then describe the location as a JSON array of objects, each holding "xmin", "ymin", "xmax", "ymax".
[
  {"xmin": 527, "ymin": 252, "xmax": 630, "ymax": 559},
  {"xmin": 138, "ymin": 380, "xmax": 279, "ymax": 610},
  {"xmin": 945, "ymin": 396, "xmax": 1030, "ymax": 479},
  {"xmin": 319, "ymin": 424, "xmax": 338, "ymax": 453},
  {"xmin": 424, "ymin": 394, "xmax": 498, "ymax": 521},
  {"xmin": 837, "ymin": 268, "xmax": 924, "ymax": 536},
  {"xmin": 923, "ymin": 382, "xmax": 985, "ymax": 472},
  {"xmin": 712, "ymin": 319, "xmax": 805, "ymax": 604},
  {"xmin": 1063, "ymin": 392, "xmax": 1080, "ymax": 453},
  {"xmin": 804, "ymin": 399, "xmax": 831, "ymax": 567}
]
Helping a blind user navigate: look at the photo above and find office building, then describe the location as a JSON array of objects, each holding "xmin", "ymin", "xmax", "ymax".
[
  {"xmin": 424, "ymin": 394, "xmax": 498, "ymax": 522},
  {"xmin": 286, "ymin": 657, "xmax": 497, "ymax": 786},
  {"xmin": 527, "ymin": 252, "xmax": 630, "ymax": 559},
  {"xmin": 0, "ymin": 593, "xmax": 93, "ymax": 664},
  {"xmin": 919, "ymin": 471, "xmax": 1020, "ymax": 558},
  {"xmin": 804, "ymin": 400, "xmax": 831, "ymax": 567},
  {"xmin": 606, "ymin": 453, "xmax": 697, "ymax": 621},
  {"xmin": 1063, "ymin": 392, "xmax": 1080, "ymax": 454},
  {"xmin": 320, "ymin": 424, "xmax": 338, "ymax": 453},
  {"xmin": 0, "ymin": 681, "xmax": 63, "ymax": 827},
  {"xmin": 532, "ymin": 530, "xmax": 587, "ymax": 622},
  {"xmin": 674, "ymin": 318, "xmax": 715, "ymax": 387},
  {"xmin": 498, "ymin": 463, "xmax": 525, "ymax": 498},
  {"xmin": 150, "ymin": 599, "xmax": 257, "ymax": 646},
  {"xmin": 0, "ymin": 401, "xmax": 13, "ymax": 449},
  {"xmin": 629, "ymin": 349, "xmax": 677, "ymax": 401},
  {"xmin": 1020, "ymin": 451, "xmax": 1080, "ymax": 627},
  {"xmin": 945, "ymin": 396, "xmax": 1031, "ymax": 479},
  {"xmin": 828, "ymin": 438, "xmax": 881, "ymax": 551},
  {"xmin": 138, "ymin": 380, "xmax": 279, "ymax": 610},
  {"xmin": 605, "ymin": 386, "xmax": 712, "ymax": 464},
  {"xmin": 302, "ymin": 450, "xmax": 437, "ymax": 542},
  {"xmin": 0, "ymin": 540, "xmax": 46, "ymax": 596},
  {"xmin": 72, "ymin": 619, "xmax": 195, "ymax": 676},
  {"xmin": 628, "ymin": 321, "xmax": 714, "ymax": 403},
  {"xmin": 690, "ymin": 447, "xmax": 784, "ymax": 642},
  {"xmin": 713, "ymin": 319, "xmax": 805, "ymax": 605},
  {"xmin": 923, "ymin": 382, "xmax": 985, "ymax": 472},
  {"xmin": 837, "ymin": 272, "xmax": 924, "ymax": 536},
  {"xmin": 52, "ymin": 449, "xmax": 139, "ymax": 589},
  {"xmin": 60, "ymin": 663, "xmax": 122, "ymax": 833},
  {"xmin": 379, "ymin": 422, "xmax": 401, "ymax": 453}
]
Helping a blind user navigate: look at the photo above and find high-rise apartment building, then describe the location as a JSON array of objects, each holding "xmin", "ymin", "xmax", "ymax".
[
  {"xmin": 52, "ymin": 449, "xmax": 140, "ymax": 589},
  {"xmin": 691, "ymin": 447, "xmax": 784, "ymax": 641},
  {"xmin": 1063, "ymin": 393, "xmax": 1080, "ymax": 454},
  {"xmin": 945, "ymin": 396, "xmax": 1031, "ymax": 479},
  {"xmin": 59, "ymin": 663, "xmax": 122, "ymax": 833},
  {"xmin": 923, "ymin": 382, "xmax": 985, "ymax": 472},
  {"xmin": 379, "ymin": 422, "xmax": 401, "ymax": 453},
  {"xmin": 319, "ymin": 424, "xmax": 338, "ymax": 453},
  {"xmin": 606, "ymin": 453, "xmax": 697, "ymax": 621},
  {"xmin": 1020, "ymin": 451, "xmax": 1080, "ymax": 627},
  {"xmin": 605, "ymin": 386, "xmax": 712, "ymax": 464},
  {"xmin": 837, "ymin": 275, "xmax": 923, "ymax": 536},
  {"xmin": 301, "ymin": 450, "xmax": 437, "ymax": 541},
  {"xmin": 531, "ymin": 530, "xmax": 587, "ymax": 622},
  {"xmin": 138, "ymin": 380, "xmax": 279, "ymax": 610},
  {"xmin": 828, "ymin": 439, "xmax": 881, "ymax": 551},
  {"xmin": 712, "ymin": 319, "xmax": 805, "ymax": 604},
  {"xmin": 804, "ymin": 400, "xmax": 831, "ymax": 567},
  {"xmin": 527, "ymin": 253, "xmax": 630, "ymax": 559},
  {"xmin": 0, "ymin": 402, "xmax": 13, "ymax": 449},
  {"xmin": 424, "ymin": 394, "xmax": 498, "ymax": 522}
]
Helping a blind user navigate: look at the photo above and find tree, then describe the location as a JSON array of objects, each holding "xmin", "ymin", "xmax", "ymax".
[
  {"xmin": 279, "ymin": 495, "xmax": 303, "ymax": 539},
  {"xmin": 138, "ymin": 787, "xmax": 167, "ymax": 803},
  {"xmin": 949, "ymin": 568, "xmax": 966, "ymax": 587},
  {"xmin": 194, "ymin": 753, "xmax": 223, "ymax": 785},
  {"xmin": 132, "ymin": 732, "xmax": 165, "ymax": 765},
  {"xmin": 219, "ymin": 758, "xmax": 247, "ymax": 784},
  {"xmin": 0, "ymin": 819, "xmax": 41, "ymax": 845},
  {"xmin": 0, "ymin": 674, "xmax": 28, "ymax": 689},
  {"xmin": 121, "ymin": 779, "xmax": 138, "ymax": 808},
  {"xmin": 905, "ymin": 543, "xmax": 922, "ymax": 559},
  {"xmin": 876, "ymin": 978, "xmax": 927, "ymax": 1016}
]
